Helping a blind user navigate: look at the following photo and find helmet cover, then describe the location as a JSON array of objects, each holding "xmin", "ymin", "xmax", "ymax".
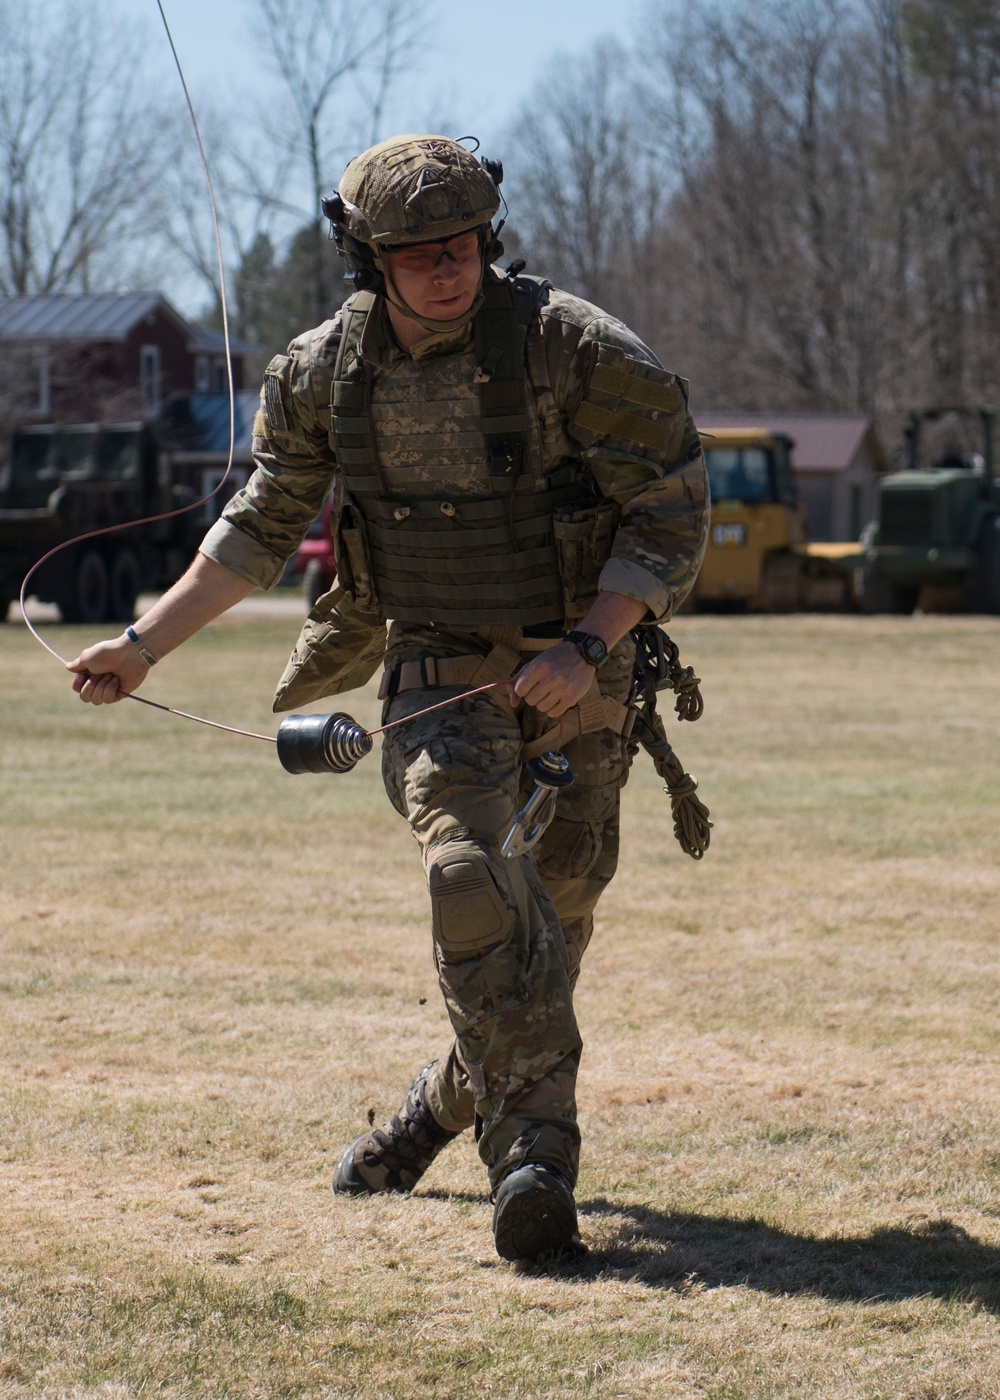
[{"xmin": 338, "ymin": 134, "xmax": 501, "ymax": 247}]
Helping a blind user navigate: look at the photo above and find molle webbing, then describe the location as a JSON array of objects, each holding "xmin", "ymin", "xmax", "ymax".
[
  {"xmin": 359, "ymin": 487, "xmax": 579, "ymax": 627},
  {"xmin": 330, "ymin": 275, "xmax": 595, "ymax": 627},
  {"xmin": 474, "ymin": 282, "xmax": 536, "ymax": 486},
  {"xmin": 571, "ymin": 346, "xmax": 685, "ymax": 454},
  {"xmin": 331, "ymin": 292, "xmax": 380, "ymax": 493}
]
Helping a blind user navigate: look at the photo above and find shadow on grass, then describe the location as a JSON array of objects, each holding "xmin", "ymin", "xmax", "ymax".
[{"xmin": 523, "ymin": 1199, "xmax": 1000, "ymax": 1309}]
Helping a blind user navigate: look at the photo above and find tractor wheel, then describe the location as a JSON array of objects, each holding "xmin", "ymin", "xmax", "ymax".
[
  {"xmin": 965, "ymin": 516, "xmax": 1000, "ymax": 614},
  {"xmin": 109, "ymin": 548, "xmax": 142, "ymax": 622},
  {"xmin": 858, "ymin": 567, "xmax": 917, "ymax": 615},
  {"xmin": 762, "ymin": 553, "xmax": 804, "ymax": 611},
  {"xmin": 57, "ymin": 550, "xmax": 110, "ymax": 625}
]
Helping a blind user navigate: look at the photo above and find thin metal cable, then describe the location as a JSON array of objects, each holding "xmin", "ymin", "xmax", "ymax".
[
  {"xmin": 19, "ymin": 1, "xmax": 236, "ymax": 674},
  {"xmin": 19, "ymin": 0, "xmax": 242, "ymax": 746},
  {"xmin": 18, "ymin": 4, "xmax": 521, "ymax": 754},
  {"xmin": 127, "ymin": 692, "xmax": 277, "ymax": 741},
  {"xmin": 365, "ymin": 680, "xmax": 506, "ymax": 737},
  {"xmin": 128, "ymin": 679, "xmax": 513, "ymax": 745}
]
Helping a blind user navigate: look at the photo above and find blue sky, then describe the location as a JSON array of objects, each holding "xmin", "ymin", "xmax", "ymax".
[
  {"xmin": 156, "ymin": 0, "xmax": 641, "ymax": 145},
  {"xmin": 147, "ymin": 0, "xmax": 645, "ymax": 309}
]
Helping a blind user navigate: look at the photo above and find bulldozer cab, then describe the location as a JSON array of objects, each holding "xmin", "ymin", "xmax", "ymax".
[
  {"xmin": 703, "ymin": 429, "xmax": 798, "ymax": 509},
  {"xmin": 694, "ymin": 428, "xmax": 807, "ymax": 608}
]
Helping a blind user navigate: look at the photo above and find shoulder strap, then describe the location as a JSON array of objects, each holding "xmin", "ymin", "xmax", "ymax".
[
  {"xmin": 473, "ymin": 274, "xmax": 550, "ymax": 490},
  {"xmin": 331, "ymin": 291, "xmax": 384, "ymax": 496}
]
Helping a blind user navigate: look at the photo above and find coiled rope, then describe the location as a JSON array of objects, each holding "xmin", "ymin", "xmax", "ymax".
[{"xmin": 629, "ymin": 625, "xmax": 712, "ymax": 859}]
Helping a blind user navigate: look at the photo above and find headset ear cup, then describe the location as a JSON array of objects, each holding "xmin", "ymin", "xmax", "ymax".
[{"xmin": 340, "ymin": 233, "xmax": 383, "ymax": 294}]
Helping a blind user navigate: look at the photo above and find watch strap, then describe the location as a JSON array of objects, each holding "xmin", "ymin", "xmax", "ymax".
[{"xmin": 564, "ymin": 630, "xmax": 608, "ymax": 667}]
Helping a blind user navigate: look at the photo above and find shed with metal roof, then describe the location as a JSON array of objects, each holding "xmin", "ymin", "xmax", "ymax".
[{"xmin": 696, "ymin": 412, "xmax": 887, "ymax": 541}]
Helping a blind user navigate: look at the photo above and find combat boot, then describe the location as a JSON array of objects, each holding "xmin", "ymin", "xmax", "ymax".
[
  {"xmin": 332, "ymin": 1062, "xmax": 460, "ymax": 1195},
  {"xmin": 491, "ymin": 1162, "xmax": 584, "ymax": 1261}
]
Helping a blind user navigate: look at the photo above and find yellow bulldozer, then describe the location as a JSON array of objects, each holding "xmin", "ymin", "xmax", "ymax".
[{"xmin": 692, "ymin": 427, "xmax": 860, "ymax": 611}]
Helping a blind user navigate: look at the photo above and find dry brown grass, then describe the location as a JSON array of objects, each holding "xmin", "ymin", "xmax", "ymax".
[{"xmin": 2, "ymin": 604, "xmax": 999, "ymax": 1399}]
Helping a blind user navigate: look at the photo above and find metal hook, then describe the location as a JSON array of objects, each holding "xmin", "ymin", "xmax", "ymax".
[{"xmin": 501, "ymin": 751, "xmax": 575, "ymax": 860}]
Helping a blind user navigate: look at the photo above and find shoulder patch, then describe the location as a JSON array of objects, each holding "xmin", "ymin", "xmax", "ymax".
[
  {"xmin": 571, "ymin": 346, "xmax": 684, "ymax": 454},
  {"xmin": 263, "ymin": 368, "xmax": 289, "ymax": 434}
]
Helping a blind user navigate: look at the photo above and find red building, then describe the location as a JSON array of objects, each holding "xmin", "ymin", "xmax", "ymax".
[{"xmin": 0, "ymin": 293, "xmax": 257, "ymax": 426}]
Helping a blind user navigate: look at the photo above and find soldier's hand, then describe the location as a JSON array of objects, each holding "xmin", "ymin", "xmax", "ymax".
[
  {"xmin": 510, "ymin": 643, "xmax": 596, "ymax": 718},
  {"xmin": 67, "ymin": 636, "xmax": 149, "ymax": 705}
]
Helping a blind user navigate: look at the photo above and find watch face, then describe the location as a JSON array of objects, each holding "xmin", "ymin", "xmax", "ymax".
[{"xmin": 567, "ymin": 631, "xmax": 607, "ymax": 665}]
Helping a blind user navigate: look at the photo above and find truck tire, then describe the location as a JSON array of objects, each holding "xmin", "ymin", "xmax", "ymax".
[
  {"xmin": 58, "ymin": 549, "xmax": 110, "ymax": 624},
  {"xmin": 859, "ymin": 567, "xmax": 917, "ymax": 615},
  {"xmin": 109, "ymin": 548, "xmax": 141, "ymax": 622},
  {"xmin": 965, "ymin": 516, "xmax": 1000, "ymax": 614},
  {"xmin": 303, "ymin": 558, "xmax": 329, "ymax": 613}
]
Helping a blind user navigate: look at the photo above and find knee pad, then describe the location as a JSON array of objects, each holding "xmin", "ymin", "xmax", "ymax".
[{"xmin": 428, "ymin": 843, "xmax": 513, "ymax": 963}]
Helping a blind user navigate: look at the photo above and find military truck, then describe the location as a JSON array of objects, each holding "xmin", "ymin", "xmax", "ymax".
[
  {"xmin": 0, "ymin": 421, "xmax": 206, "ymax": 624},
  {"xmin": 692, "ymin": 427, "xmax": 860, "ymax": 611},
  {"xmin": 859, "ymin": 406, "xmax": 1000, "ymax": 614}
]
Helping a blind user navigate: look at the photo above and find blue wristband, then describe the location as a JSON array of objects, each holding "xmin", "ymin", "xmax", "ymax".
[{"xmin": 125, "ymin": 624, "xmax": 157, "ymax": 666}]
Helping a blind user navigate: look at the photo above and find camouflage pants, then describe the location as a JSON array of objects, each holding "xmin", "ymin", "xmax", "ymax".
[{"xmin": 381, "ymin": 627, "xmax": 633, "ymax": 1190}]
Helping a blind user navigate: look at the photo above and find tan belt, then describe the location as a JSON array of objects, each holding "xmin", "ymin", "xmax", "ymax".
[
  {"xmin": 473, "ymin": 624, "xmax": 562, "ymax": 653},
  {"xmin": 378, "ymin": 635, "xmax": 636, "ymax": 755},
  {"xmin": 377, "ymin": 642, "xmax": 523, "ymax": 705}
]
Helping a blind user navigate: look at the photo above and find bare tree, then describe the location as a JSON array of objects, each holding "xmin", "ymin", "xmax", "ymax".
[
  {"xmin": 505, "ymin": 43, "xmax": 665, "ymax": 337},
  {"xmin": 900, "ymin": 0, "xmax": 1000, "ymax": 402},
  {"xmin": 0, "ymin": 0, "xmax": 171, "ymax": 296},
  {"xmin": 250, "ymin": 0, "xmax": 431, "ymax": 323},
  {"xmin": 628, "ymin": 0, "xmax": 937, "ymax": 412},
  {"xmin": 152, "ymin": 103, "xmax": 291, "ymax": 336},
  {"xmin": 504, "ymin": 0, "xmax": 1000, "ymax": 423}
]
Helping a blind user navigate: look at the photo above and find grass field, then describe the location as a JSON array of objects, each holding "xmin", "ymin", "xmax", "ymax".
[{"xmin": 2, "ymin": 604, "xmax": 999, "ymax": 1399}]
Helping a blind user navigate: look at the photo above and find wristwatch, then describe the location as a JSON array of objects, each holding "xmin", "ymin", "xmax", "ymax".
[{"xmin": 564, "ymin": 630, "xmax": 608, "ymax": 668}]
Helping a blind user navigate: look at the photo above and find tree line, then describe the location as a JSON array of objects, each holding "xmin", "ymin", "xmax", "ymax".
[
  {"xmin": 2, "ymin": 0, "xmax": 997, "ymax": 435},
  {"xmin": 510, "ymin": 0, "xmax": 1000, "ymax": 430}
]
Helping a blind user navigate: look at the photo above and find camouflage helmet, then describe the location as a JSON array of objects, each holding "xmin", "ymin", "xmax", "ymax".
[{"xmin": 333, "ymin": 134, "xmax": 501, "ymax": 247}]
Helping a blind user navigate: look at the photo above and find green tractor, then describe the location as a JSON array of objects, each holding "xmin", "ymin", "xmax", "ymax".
[{"xmin": 860, "ymin": 405, "xmax": 1000, "ymax": 614}]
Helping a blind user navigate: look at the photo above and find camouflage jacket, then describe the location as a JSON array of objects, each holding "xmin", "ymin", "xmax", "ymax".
[{"xmin": 200, "ymin": 278, "xmax": 709, "ymax": 627}]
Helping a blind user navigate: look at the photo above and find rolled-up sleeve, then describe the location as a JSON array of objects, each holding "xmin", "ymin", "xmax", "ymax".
[{"xmin": 554, "ymin": 312, "xmax": 709, "ymax": 623}]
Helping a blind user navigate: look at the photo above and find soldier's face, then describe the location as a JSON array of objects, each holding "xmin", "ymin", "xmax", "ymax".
[{"xmin": 382, "ymin": 230, "xmax": 483, "ymax": 323}]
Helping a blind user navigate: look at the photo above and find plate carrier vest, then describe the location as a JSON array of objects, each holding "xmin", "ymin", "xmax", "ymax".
[{"xmin": 330, "ymin": 272, "xmax": 603, "ymax": 629}]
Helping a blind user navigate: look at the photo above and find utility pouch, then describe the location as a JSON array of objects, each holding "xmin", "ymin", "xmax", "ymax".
[
  {"xmin": 552, "ymin": 497, "xmax": 620, "ymax": 621},
  {"xmin": 333, "ymin": 497, "xmax": 376, "ymax": 609},
  {"xmin": 272, "ymin": 584, "xmax": 387, "ymax": 712}
]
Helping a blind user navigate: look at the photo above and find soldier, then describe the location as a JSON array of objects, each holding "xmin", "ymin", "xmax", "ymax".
[{"xmin": 68, "ymin": 135, "xmax": 709, "ymax": 1263}]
